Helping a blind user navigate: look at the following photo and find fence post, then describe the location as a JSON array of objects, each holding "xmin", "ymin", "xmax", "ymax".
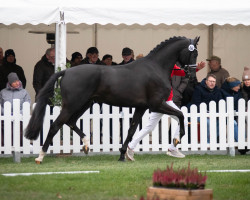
[
  {"xmin": 227, "ymin": 97, "xmax": 235, "ymax": 156},
  {"xmin": 13, "ymin": 99, "xmax": 21, "ymax": 162},
  {"xmin": 238, "ymin": 99, "xmax": 246, "ymax": 150}
]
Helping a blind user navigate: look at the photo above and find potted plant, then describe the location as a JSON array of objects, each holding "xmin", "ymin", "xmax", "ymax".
[{"xmin": 146, "ymin": 163, "xmax": 213, "ymax": 200}]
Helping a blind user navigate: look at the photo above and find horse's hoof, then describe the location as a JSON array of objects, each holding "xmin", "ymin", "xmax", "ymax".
[
  {"xmin": 173, "ymin": 138, "xmax": 180, "ymax": 147},
  {"xmin": 119, "ymin": 148, "xmax": 126, "ymax": 154},
  {"xmin": 35, "ymin": 160, "xmax": 42, "ymax": 164},
  {"xmin": 83, "ymin": 145, "xmax": 89, "ymax": 154},
  {"xmin": 118, "ymin": 158, "xmax": 125, "ymax": 162}
]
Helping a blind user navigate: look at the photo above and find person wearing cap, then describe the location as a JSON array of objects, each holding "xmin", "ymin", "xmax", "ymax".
[
  {"xmin": 101, "ymin": 54, "xmax": 117, "ymax": 66},
  {"xmin": 206, "ymin": 55, "xmax": 230, "ymax": 88},
  {"xmin": 0, "ymin": 49, "xmax": 26, "ymax": 91},
  {"xmin": 33, "ymin": 48, "xmax": 55, "ymax": 101},
  {"xmin": 0, "ymin": 72, "xmax": 31, "ymax": 115},
  {"xmin": 81, "ymin": 47, "xmax": 102, "ymax": 65},
  {"xmin": 119, "ymin": 47, "xmax": 135, "ymax": 65},
  {"xmin": 70, "ymin": 52, "xmax": 83, "ymax": 67},
  {"xmin": 221, "ymin": 77, "xmax": 242, "ymax": 143}
]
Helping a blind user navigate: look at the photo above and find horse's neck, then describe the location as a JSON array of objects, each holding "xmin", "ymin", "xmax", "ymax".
[{"xmin": 153, "ymin": 41, "xmax": 185, "ymax": 73}]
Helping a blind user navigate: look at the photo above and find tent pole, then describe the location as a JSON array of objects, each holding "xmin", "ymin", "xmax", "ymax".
[
  {"xmin": 93, "ymin": 23, "xmax": 97, "ymax": 47},
  {"xmin": 55, "ymin": 11, "xmax": 67, "ymax": 71},
  {"xmin": 207, "ymin": 24, "xmax": 214, "ymax": 73}
]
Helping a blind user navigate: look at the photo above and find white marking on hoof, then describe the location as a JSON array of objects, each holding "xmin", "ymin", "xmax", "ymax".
[
  {"xmin": 35, "ymin": 150, "xmax": 46, "ymax": 164},
  {"xmin": 82, "ymin": 137, "xmax": 90, "ymax": 148}
]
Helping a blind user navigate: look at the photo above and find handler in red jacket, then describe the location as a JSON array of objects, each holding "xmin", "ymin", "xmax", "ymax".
[{"xmin": 126, "ymin": 62, "xmax": 205, "ymax": 161}]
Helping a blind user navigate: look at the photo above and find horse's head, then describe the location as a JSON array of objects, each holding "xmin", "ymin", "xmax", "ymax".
[{"xmin": 178, "ymin": 36, "xmax": 199, "ymax": 79}]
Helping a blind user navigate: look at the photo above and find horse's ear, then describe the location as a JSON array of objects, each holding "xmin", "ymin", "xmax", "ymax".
[{"xmin": 194, "ymin": 36, "xmax": 200, "ymax": 46}]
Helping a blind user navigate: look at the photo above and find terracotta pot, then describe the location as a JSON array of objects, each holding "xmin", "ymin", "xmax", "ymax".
[{"xmin": 147, "ymin": 186, "xmax": 213, "ymax": 200}]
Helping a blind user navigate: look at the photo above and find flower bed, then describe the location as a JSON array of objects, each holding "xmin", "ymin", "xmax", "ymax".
[
  {"xmin": 142, "ymin": 163, "xmax": 213, "ymax": 200},
  {"xmin": 152, "ymin": 162, "xmax": 207, "ymax": 189}
]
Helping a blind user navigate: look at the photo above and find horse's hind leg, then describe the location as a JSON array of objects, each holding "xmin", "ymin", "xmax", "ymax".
[
  {"xmin": 35, "ymin": 111, "xmax": 70, "ymax": 164},
  {"xmin": 66, "ymin": 102, "xmax": 93, "ymax": 154},
  {"xmin": 119, "ymin": 108, "xmax": 146, "ymax": 161},
  {"xmin": 69, "ymin": 124, "xmax": 90, "ymax": 154}
]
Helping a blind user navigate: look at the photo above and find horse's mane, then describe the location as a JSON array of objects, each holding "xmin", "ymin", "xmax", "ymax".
[{"xmin": 146, "ymin": 36, "xmax": 187, "ymax": 57}]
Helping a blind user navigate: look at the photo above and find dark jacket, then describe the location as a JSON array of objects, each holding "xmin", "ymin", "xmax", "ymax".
[
  {"xmin": 0, "ymin": 59, "xmax": 26, "ymax": 91},
  {"xmin": 221, "ymin": 81, "xmax": 242, "ymax": 111},
  {"xmin": 191, "ymin": 78, "xmax": 222, "ymax": 111},
  {"xmin": 172, "ymin": 75, "xmax": 189, "ymax": 108},
  {"xmin": 119, "ymin": 58, "xmax": 134, "ymax": 65},
  {"xmin": 81, "ymin": 57, "xmax": 103, "ymax": 65},
  {"xmin": 241, "ymin": 84, "xmax": 250, "ymax": 105},
  {"xmin": 33, "ymin": 55, "xmax": 55, "ymax": 99}
]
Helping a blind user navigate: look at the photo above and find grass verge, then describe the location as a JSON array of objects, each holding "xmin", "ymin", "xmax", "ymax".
[{"xmin": 0, "ymin": 154, "xmax": 250, "ymax": 200}]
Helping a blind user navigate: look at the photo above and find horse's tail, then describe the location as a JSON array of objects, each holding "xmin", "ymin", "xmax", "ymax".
[{"xmin": 25, "ymin": 70, "xmax": 66, "ymax": 140}]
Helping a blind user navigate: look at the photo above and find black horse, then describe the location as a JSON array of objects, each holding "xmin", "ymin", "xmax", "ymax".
[{"xmin": 25, "ymin": 36, "xmax": 199, "ymax": 163}]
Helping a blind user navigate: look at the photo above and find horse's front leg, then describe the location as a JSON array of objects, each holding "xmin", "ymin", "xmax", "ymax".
[
  {"xmin": 153, "ymin": 100, "xmax": 185, "ymax": 146},
  {"xmin": 119, "ymin": 108, "xmax": 146, "ymax": 161},
  {"xmin": 172, "ymin": 113, "xmax": 185, "ymax": 147}
]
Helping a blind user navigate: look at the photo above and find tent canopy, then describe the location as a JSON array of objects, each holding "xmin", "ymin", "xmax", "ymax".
[{"xmin": 1, "ymin": 0, "xmax": 250, "ymax": 26}]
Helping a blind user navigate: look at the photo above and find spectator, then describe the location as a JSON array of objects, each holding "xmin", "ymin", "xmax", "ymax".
[
  {"xmin": 102, "ymin": 54, "xmax": 117, "ymax": 66},
  {"xmin": 0, "ymin": 72, "xmax": 31, "ymax": 146},
  {"xmin": 81, "ymin": 47, "xmax": 102, "ymax": 65},
  {"xmin": 206, "ymin": 55, "xmax": 230, "ymax": 88},
  {"xmin": 191, "ymin": 74, "xmax": 222, "ymax": 143},
  {"xmin": 0, "ymin": 72, "xmax": 31, "ymax": 115},
  {"xmin": 241, "ymin": 66, "xmax": 250, "ymax": 104},
  {"xmin": 220, "ymin": 77, "xmax": 241, "ymax": 143},
  {"xmin": 181, "ymin": 68, "xmax": 199, "ymax": 107},
  {"xmin": 0, "ymin": 47, "xmax": 3, "ymax": 67},
  {"xmin": 70, "ymin": 52, "xmax": 83, "ymax": 67},
  {"xmin": 119, "ymin": 47, "xmax": 134, "ymax": 65},
  {"xmin": 136, "ymin": 54, "xmax": 144, "ymax": 60},
  {"xmin": 0, "ymin": 49, "xmax": 26, "ymax": 91},
  {"xmin": 240, "ymin": 66, "xmax": 250, "ymax": 154},
  {"xmin": 33, "ymin": 48, "xmax": 55, "ymax": 102},
  {"xmin": 172, "ymin": 73, "xmax": 189, "ymax": 108}
]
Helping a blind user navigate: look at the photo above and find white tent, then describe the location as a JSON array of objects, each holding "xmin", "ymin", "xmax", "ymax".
[
  {"xmin": 1, "ymin": 0, "xmax": 250, "ymax": 25},
  {"xmin": 1, "ymin": 0, "xmax": 250, "ymax": 69}
]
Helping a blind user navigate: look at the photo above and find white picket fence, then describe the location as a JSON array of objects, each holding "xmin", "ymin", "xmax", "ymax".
[{"xmin": 0, "ymin": 98, "xmax": 250, "ymax": 157}]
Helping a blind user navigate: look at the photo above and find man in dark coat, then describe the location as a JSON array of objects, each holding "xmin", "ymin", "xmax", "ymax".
[
  {"xmin": 33, "ymin": 48, "xmax": 55, "ymax": 101},
  {"xmin": 0, "ymin": 49, "xmax": 26, "ymax": 91},
  {"xmin": 191, "ymin": 74, "xmax": 222, "ymax": 111},
  {"xmin": 81, "ymin": 47, "xmax": 102, "ymax": 65},
  {"xmin": 191, "ymin": 74, "xmax": 222, "ymax": 143}
]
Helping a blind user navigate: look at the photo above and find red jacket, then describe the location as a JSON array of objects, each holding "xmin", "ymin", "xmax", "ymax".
[{"xmin": 167, "ymin": 65, "xmax": 198, "ymax": 101}]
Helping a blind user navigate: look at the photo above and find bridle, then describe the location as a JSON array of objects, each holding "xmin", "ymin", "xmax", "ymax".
[{"xmin": 177, "ymin": 39, "xmax": 198, "ymax": 78}]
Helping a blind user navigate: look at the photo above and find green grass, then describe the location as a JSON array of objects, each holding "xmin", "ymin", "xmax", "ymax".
[{"xmin": 0, "ymin": 154, "xmax": 250, "ymax": 200}]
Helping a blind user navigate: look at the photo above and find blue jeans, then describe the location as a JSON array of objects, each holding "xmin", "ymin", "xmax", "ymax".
[
  {"xmin": 198, "ymin": 118, "xmax": 238, "ymax": 143},
  {"xmin": 233, "ymin": 120, "xmax": 238, "ymax": 142}
]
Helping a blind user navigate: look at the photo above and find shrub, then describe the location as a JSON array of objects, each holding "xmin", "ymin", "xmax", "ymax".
[
  {"xmin": 152, "ymin": 162, "xmax": 207, "ymax": 190},
  {"xmin": 50, "ymin": 63, "xmax": 71, "ymax": 107}
]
